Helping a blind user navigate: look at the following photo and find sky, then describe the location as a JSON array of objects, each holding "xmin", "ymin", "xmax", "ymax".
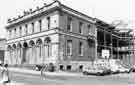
[{"xmin": 1, "ymin": 0, "xmax": 135, "ymax": 38}]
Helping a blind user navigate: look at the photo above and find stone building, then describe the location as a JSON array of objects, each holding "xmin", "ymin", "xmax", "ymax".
[{"xmin": 5, "ymin": 1, "xmax": 96, "ymax": 70}]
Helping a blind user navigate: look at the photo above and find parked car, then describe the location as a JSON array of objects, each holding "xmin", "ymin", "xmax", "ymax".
[
  {"xmin": 82, "ymin": 66, "xmax": 111, "ymax": 76},
  {"xmin": 109, "ymin": 66, "xmax": 120, "ymax": 74},
  {"xmin": 117, "ymin": 65, "xmax": 130, "ymax": 73},
  {"xmin": 129, "ymin": 68, "xmax": 135, "ymax": 73}
]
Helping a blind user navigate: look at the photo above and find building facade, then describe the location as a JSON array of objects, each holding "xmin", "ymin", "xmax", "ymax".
[{"xmin": 5, "ymin": 1, "xmax": 97, "ymax": 70}]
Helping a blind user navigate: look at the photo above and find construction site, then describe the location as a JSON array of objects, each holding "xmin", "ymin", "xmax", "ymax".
[{"xmin": 96, "ymin": 19, "xmax": 135, "ymax": 68}]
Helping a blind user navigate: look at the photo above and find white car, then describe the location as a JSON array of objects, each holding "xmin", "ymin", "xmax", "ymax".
[
  {"xmin": 82, "ymin": 66, "xmax": 107, "ymax": 76},
  {"xmin": 117, "ymin": 66, "xmax": 130, "ymax": 73}
]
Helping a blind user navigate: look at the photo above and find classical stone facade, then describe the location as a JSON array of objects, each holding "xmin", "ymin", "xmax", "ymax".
[{"xmin": 5, "ymin": 1, "xmax": 96, "ymax": 70}]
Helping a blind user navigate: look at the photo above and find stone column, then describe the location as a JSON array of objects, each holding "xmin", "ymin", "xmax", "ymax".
[
  {"xmin": 103, "ymin": 30, "xmax": 106, "ymax": 48},
  {"xmin": 117, "ymin": 39, "xmax": 119, "ymax": 59},
  {"xmin": 95, "ymin": 39, "xmax": 98, "ymax": 60},
  {"xmin": 110, "ymin": 32, "xmax": 113, "ymax": 59}
]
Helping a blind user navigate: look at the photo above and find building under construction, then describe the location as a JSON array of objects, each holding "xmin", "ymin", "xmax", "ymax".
[{"xmin": 96, "ymin": 18, "xmax": 135, "ymax": 67}]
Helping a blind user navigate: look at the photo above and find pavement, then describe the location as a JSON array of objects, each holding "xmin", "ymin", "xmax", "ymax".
[
  {"xmin": 8, "ymin": 67, "xmax": 84, "ymax": 77},
  {"xmin": 8, "ymin": 67, "xmax": 135, "ymax": 78},
  {"xmin": 1, "ymin": 67, "xmax": 135, "ymax": 85}
]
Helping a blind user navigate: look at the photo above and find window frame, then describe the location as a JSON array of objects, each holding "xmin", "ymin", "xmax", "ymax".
[
  {"xmin": 67, "ymin": 40, "xmax": 72, "ymax": 56},
  {"xmin": 79, "ymin": 41, "xmax": 83, "ymax": 56},
  {"xmin": 79, "ymin": 22, "xmax": 83, "ymax": 34},
  {"xmin": 25, "ymin": 24, "xmax": 28, "ymax": 35},
  {"xmin": 19, "ymin": 26, "xmax": 22, "ymax": 37},
  {"xmin": 67, "ymin": 17, "xmax": 72, "ymax": 32},
  {"xmin": 39, "ymin": 19, "xmax": 42, "ymax": 32},
  {"xmin": 31, "ymin": 22, "xmax": 34, "ymax": 33},
  {"xmin": 47, "ymin": 17, "xmax": 50, "ymax": 30}
]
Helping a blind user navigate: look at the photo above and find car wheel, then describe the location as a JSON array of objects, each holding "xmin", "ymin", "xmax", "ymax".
[{"xmin": 97, "ymin": 72, "xmax": 101, "ymax": 76}]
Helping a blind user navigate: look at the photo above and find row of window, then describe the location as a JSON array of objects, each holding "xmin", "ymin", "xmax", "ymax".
[
  {"xmin": 67, "ymin": 40, "xmax": 83, "ymax": 56},
  {"xmin": 59, "ymin": 65, "xmax": 83, "ymax": 71},
  {"xmin": 8, "ymin": 17, "xmax": 50, "ymax": 39},
  {"xmin": 67, "ymin": 17, "xmax": 95, "ymax": 35},
  {"xmin": 8, "ymin": 16, "xmax": 95, "ymax": 39}
]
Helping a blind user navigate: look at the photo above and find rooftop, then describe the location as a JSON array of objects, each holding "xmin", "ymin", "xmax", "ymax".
[{"xmin": 6, "ymin": 0, "xmax": 94, "ymax": 28}]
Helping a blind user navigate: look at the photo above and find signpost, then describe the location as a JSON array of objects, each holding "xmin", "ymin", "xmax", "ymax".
[{"xmin": 102, "ymin": 49, "xmax": 110, "ymax": 59}]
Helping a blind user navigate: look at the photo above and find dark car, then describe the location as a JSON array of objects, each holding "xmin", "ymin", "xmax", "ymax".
[{"xmin": 129, "ymin": 68, "xmax": 135, "ymax": 73}]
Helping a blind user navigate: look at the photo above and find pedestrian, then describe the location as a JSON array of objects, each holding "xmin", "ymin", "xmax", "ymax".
[
  {"xmin": 2, "ymin": 64, "xmax": 10, "ymax": 84},
  {"xmin": 41, "ymin": 64, "xmax": 46, "ymax": 80},
  {"xmin": 0, "ymin": 64, "xmax": 3, "ymax": 83}
]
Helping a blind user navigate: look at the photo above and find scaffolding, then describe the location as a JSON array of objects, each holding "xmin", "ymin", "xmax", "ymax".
[
  {"xmin": 96, "ymin": 19, "xmax": 135, "ymax": 67},
  {"xmin": 115, "ymin": 28, "xmax": 135, "ymax": 67}
]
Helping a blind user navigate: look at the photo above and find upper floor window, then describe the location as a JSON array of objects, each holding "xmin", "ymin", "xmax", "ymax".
[
  {"xmin": 39, "ymin": 20, "xmax": 42, "ymax": 32},
  {"xmin": 79, "ymin": 22, "xmax": 83, "ymax": 34},
  {"xmin": 67, "ymin": 17, "xmax": 72, "ymax": 32},
  {"xmin": 88, "ymin": 24, "xmax": 95, "ymax": 35},
  {"xmin": 14, "ymin": 28, "xmax": 16, "ymax": 37},
  {"xmin": 25, "ymin": 24, "xmax": 28, "ymax": 35},
  {"xmin": 19, "ymin": 26, "xmax": 22, "ymax": 36},
  {"xmin": 67, "ymin": 40, "xmax": 72, "ymax": 56},
  {"xmin": 47, "ymin": 17, "xmax": 50, "ymax": 29},
  {"xmin": 79, "ymin": 42, "xmax": 83, "ymax": 56},
  {"xmin": 9, "ymin": 30, "xmax": 12, "ymax": 38},
  {"xmin": 88, "ymin": 24, "xmax": 91, "ymax": 34},
  {"xmin": 31, "ymin": 22, "xmax": 34, "ymax": 33}
]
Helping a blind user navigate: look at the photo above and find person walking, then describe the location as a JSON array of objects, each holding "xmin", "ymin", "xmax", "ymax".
[
  {"xmin": 0, "ymin": 64, "xmax": 4, "ymax": 83},
  {"xmin": 2, "ymin": 64, "xmax": 10, "ymax": 84},
  {"xmin": 40, "ymin": 64, "xmax": 48, "ymax": 80}
]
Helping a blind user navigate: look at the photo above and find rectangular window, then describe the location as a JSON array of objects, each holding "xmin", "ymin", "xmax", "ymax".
[
  {"xmin": 67, "ymin": 17, "xmax": 72, "ymax": 32},
  {"xmin": 88, "ymin": 24, "xmax": 95, "ymax": 35},
  {"xmin": 9, "ymin": 30, "xmax": 12, "ymax": 38},
  {"xmin": 14, "ymin": 28, "xmax": 16, "ymax": 37},
  {"xmin": 31, "ymin": 22, "xmax": 34, "ymax": 33},
  {"xmin": 47, "ymin": 17, "xmax": 50, "ymax": 29},
  {"xmin": 39, "ymin": 20, "xmax": 42, "ymax": 32},
  {"xmin": 79, "ymin": 22, "xmax": 83, "ymax": 34},
  {"xmin": 66, "ymin": 65, "xmax": 72, "ymax": 71},
  {"xmin": 19, "ymin": 26, "xmax": 22, "ymax": 36},
  {"xmin": 25, "ymin": 24, "xmax": 28, "ymax": 35},
  {"xmin": 39, "ymin": 46, "xmax": 41, "ymax": 57},
  {"xmin": 67, "ymin": 40, "xmax": 72, "ymax": 55},
  {"xmin": 79, "ymin": 42, "xmax": 83, "ymax": 56},
  {"xmin": 88, "ymin": 24, "xmax": 91, "ymax": 34}
]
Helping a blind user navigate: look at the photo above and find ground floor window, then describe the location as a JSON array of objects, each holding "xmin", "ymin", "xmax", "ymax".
[
  {"xmin": 67, "ymin": 40, "xmax": 72, "ymax": 56},
  {"xmin": 79, "ymin": 65, "xmax": 83, "ymax": 71},
  {"xmin": 59, "ymin": 65, "xmax": 64, "ymax": 70},
  {"xmin": 66, "ymin": 65, "xmax": 72, "ymax": 71}
]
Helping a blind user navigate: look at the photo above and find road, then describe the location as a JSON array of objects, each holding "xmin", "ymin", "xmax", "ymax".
[{"xmin": 7, "ymin": 71, "xmax": 135, "ymax": 85}]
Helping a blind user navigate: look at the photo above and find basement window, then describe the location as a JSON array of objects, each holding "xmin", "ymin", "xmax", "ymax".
[
  {"xmin": 59, "ymin": 65, "xmax": 64, "ymax": 70},
  {"xmin": 66, "ymin": 65, "xmax": 71, "ymax": 71},
  {"xmin": 79, "ymin": 65, "xmax": 83, "ymax": 70}
]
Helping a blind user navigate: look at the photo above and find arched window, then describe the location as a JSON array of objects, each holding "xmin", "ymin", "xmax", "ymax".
[
  {"xmin": 44, "ymin": 37, "xmax": 51, "ymax": 57},
  {"xmin": 29, "ymin": 40, "xmax": 35, "ymax": 47},
  {"xmin": 7, "ymin": 45, "xmax": 12, "ymax": 51},
  {"xmin": 36, "ymin": 39, "xmax": 43, "ymax": 57},
  {"xmin": 12, "ymin": 44, "xmax": 16, "ymax": 49}
]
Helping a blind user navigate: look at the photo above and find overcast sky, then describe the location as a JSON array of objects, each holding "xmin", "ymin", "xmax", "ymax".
[{"xmin": 1, "ymin": 0, "xmax": 135, "ymax": 38}]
